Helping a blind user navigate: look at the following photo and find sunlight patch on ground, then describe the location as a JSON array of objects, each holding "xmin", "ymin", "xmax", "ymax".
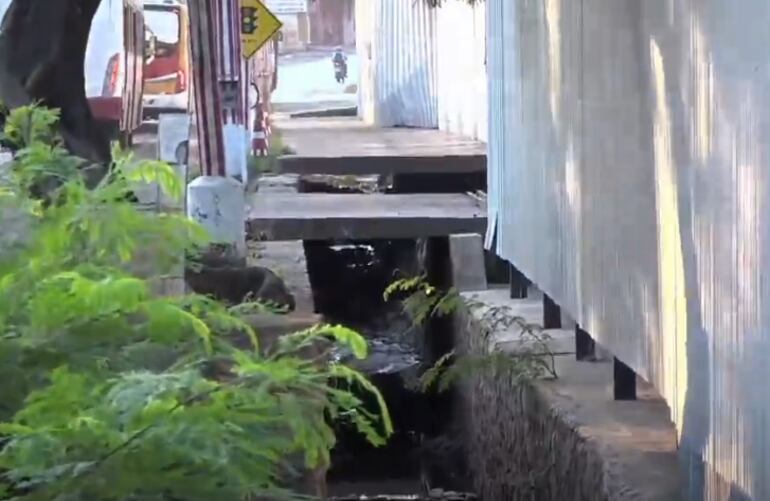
[{"xmin": 273, "ymin": 50, "xmax": 360, "ymax": 106}]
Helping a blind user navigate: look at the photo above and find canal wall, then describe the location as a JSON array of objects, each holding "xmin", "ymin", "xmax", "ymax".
[{"xmin": 453, "ymin": 287, "xmax": 682, "ymax": 501}]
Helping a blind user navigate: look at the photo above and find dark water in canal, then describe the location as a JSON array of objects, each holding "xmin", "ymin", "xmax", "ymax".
[{"xmin": 303, "ymin": 238, "xmax": 478, "ymax": 500}]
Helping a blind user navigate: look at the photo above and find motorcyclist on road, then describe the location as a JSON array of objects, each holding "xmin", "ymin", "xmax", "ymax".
[
  {"xmin": 332, "ymin": 47, "xmax": 348, "ymax": 83},
  {"xmin": 332, "ymin": 47, "xmax": 347, "ymax": 66}
]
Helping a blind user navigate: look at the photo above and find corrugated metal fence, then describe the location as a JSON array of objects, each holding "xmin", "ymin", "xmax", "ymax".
[
  {"xmin": 355, "ymin": 0, "xmax": 377, "ymax": 124},
  {"xmin": 486, "ymin": 1, "xmax": 770, "ymax": 499},
  {"xmin": 355, "ymin": 0, "xmax": 438, "ymax": 128},
  {"xmin": 436, "ymin": 0, "xmax": 487, "ymax": 141}
]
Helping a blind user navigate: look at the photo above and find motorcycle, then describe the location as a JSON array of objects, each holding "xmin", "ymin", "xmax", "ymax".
[{"xmin": 334, "ymin": 60, "xmax": 348, "ymax": 84}]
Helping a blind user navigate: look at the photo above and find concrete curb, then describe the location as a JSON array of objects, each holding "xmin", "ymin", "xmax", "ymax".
[{"xmin": 289, "ymin": 106, "xmax": 358, "ymax": 119}]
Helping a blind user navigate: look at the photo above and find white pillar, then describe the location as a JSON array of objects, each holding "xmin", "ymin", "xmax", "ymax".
[
  {"xmin": 223, "ymin": 124, "xmax": 249, "ymax": 181},
  {"xmin": 156, "ymin": 113, "xmax": 191, "ymax": 210},
  {"xmin": 187, "ymin": 176, "xmax": 246, "ymax": 257},
  {"xmin": 128, "ymin": 113, "xmax": 189, "ymax": 211}
]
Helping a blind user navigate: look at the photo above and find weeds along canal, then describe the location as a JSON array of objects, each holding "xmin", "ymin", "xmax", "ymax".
[{"xmin": 303, "ymin": 236, "xmax": 477, "ymax": 500}]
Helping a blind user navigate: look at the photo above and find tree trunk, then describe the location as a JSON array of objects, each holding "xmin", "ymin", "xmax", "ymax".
[{"xmin": 0, "ymin": 0, "xmax": 110, "ymax": 175}]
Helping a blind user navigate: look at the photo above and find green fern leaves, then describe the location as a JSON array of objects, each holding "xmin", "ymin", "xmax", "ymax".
[{"xmin": 0, "ymin": 105, "xmax": 392, "ymax": 500}]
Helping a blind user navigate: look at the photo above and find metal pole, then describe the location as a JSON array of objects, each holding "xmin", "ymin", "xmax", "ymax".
[
  {"xmin": 186, "ymin": 0, "xmax": 247, "ymax": 262},
  {"xmin": 509, "ymin": 263, "xmax": 528, "ymax": 299},
  {"xmin": 575, "ymin": 325, "xmax": 596, "ymax": 361},
  {"xmin": 215, "ymin": 0, "xmax": 251, "ymax": 180},
  {"xmin": 543, "ymin": 293, "xmax": 562, "ymax": 330},
  {"xmin": 613, "ymin": 357, "xmax": 638, "ymax": 401},
  {"xmin": 187, "ymin": 0, "xmax": 226, "ymax": 177}
]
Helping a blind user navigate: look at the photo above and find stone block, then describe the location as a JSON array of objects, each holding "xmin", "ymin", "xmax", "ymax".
[
  {"xmin": 131, "ymin": 114, "xmax": 191, "ymax": 211},
  {"xmin": 187, "ymin": 176, "xmax": 246, "ymax": 257},
  {"xmin": 449, "ymin": 233, "xmax": 487, "ymax": 292},
  {"xmin": 256, "ymin": 174, "xmax": 301, "ymax": 193},
  {"xmin": 158, "ymin": 114, "xmax": 191, "ymax": 164},
  {"xmin": 131, "ymin": 162, "xmax": 188, "ymax": 211},
  {"xmin": 148, "ymin": 276, "xmax": 187, "ymax": 298}
]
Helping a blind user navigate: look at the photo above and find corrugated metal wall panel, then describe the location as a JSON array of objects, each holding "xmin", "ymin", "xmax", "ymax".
[
  {"xmin": 484, "ymin": 0, "xmax": 505, "ymax": 246},
  {"xmin": 355, "ymin": 0, "xmax": 377, "ymax": 124},
  {"xmin": 436, "ymin": 0, "xmax": 487, "ymax": 141},
  {"xmin": 355, "ymin": 0, "xmax": 438, "ymax": 128},
  {"xmin": 375, "ymin": 0, "xmax": 438, "ymax": 127},
  {"xmin": 487, "ymin": 0, "xmax": 770, "ymax": 498}
]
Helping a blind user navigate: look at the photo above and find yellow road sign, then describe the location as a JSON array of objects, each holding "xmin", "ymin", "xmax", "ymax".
[{"xmin": 241, "ymin": 0, "xmax": 283, "ymax": 59}]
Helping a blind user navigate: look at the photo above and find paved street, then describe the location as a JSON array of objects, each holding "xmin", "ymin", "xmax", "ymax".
[{"xmin": 273, "ymin": 48, "xmax": 359, "ymax": 111}]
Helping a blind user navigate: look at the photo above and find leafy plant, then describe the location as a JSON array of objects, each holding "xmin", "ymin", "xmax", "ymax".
[
  {"xmin": 420, "ymin": 302, "xmax": 558, "ymax": 393},
  {"xmin": 383, "ymin": 275, "xmax": 461, "ymax": 326},
  {"xmin": 385, "ymin": 275, "xmax": 557, "ymax": 393},
  {"xmin": 0, "ymin": 104, "xmax": 392, "ymax": 500}
]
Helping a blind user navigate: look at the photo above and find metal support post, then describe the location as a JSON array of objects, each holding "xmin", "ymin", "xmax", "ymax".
[
  {"xmin": 543, "ymin": 293, "xmax": 561, "ymax": 329},
  {"xmin": 613, "ymin": 357, "xmax": 637, "ymax": 401},
  {"xmin": 509, "ymin": 263, "xmax": 528, "ymax": 299},
  {"xmin": 575, "ymin": 325, "xmax": 596, "ymax": 361}
]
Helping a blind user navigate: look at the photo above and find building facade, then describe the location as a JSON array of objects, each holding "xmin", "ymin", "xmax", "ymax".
[
  {"xmin": 265, "ymin": 0, "xmax": 310, "ymax": 52},
  {"xmin": 307, "ymin": 0, "xmax": 355, "ymax": 48}
]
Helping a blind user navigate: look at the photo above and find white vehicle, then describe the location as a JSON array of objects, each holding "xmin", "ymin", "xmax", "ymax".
[{"xmin": 0, "ymin": 0, "xmax": 146, "ymax": 145}]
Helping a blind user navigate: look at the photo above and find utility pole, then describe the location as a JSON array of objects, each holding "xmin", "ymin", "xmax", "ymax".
[
  {"xmin": 215, "ymin": 0, "xmax": 252, "ymax": 182},
  {"xmin": 186, "ymin": 0, "xmax": 247, "ymax": 264},
  {"xmin": 187, "ymin": 0, "xmax": 226, "ymax": 178}
]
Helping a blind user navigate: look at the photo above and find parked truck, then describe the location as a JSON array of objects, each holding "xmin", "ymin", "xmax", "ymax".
[
  {"xmin": 142, "ymin": 0, "xmax": 191, "ymax": 117},
  {"xmin": 0, "ymin": 0, "xmax": 146, "ymax": 146}
]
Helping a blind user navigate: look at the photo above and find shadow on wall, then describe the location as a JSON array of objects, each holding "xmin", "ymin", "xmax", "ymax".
[
  {"xmin": 495, "ymin": 0, "xmax": 770, "ymax": 499},
  {"xmin": 647, "ymin": 33, "xmax": 710, "ymax": 501},
  {"xmin": 646, "ymin": 1, "xmax": 770, "ymax": 498},
  {"xmin": 377, "ymin": 65, "xmax": 437, "ymax": 129}
]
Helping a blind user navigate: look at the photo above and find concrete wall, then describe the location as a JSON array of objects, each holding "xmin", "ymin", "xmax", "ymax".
[
  {"xmin": 486, "ymin": 1, "xmax": 770, "ymax": 499},
  {"xmin": 308, "ymin": 0, "xmax": 355, "ymax": 47},
  {"xmin": 355, "ymin": 0, "xmax": 438, "ymax": 128},
  {"xmin": 436, "ymin": 0, "xmax": 488, "ymax": 141}
]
